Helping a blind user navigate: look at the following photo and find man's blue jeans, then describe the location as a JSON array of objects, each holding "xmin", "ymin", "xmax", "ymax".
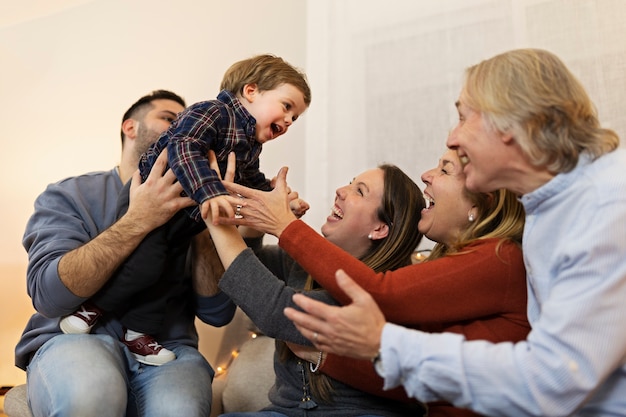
[{"xmin": 27, "ymin": 334, "xmax": 214, "ymax": 417}]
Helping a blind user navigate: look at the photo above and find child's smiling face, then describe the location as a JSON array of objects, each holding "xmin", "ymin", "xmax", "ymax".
[{"xmin": 240, "ymin": 83, "xmax": 308, "ymax": 144}]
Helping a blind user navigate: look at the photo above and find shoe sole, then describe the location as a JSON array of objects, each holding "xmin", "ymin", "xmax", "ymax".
[
  {"xmin": 131, "ymin": 352, "xmax": 176, "ymax": 366},
  {"xmin": 59, "ymin": 319, "xmax": 92, "ymax": 335}
]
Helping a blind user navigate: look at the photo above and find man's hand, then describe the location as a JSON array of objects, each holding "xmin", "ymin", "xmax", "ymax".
[
  {"xmin": 126, "ymin": 149, "xmax": 195, "ymax": 233},
  {"xmin": 284, "ymin": 269, "xmax": 386, "ymax": 360}
]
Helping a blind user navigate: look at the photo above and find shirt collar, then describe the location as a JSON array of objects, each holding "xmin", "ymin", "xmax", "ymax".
[
  {"xmin": 520, "ymin": 153, "xmax": 592, "ymax": 214},
  {"xmin": 217, "ymin": 89, "xmax": 256, "ymax": 138}
]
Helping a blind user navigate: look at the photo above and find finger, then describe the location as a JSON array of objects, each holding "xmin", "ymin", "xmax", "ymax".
[
  {"xmin": 290, "ymin": 320, "xmax": 309, "ymax": 336},
  {"xmin": 149, "ymin": 148, "xmax": 169, "ymax": 179},
  {"xmin": 304, "ymin": 327, "xmax": 325, "ymax": 349},
  {"xmin": 220, "ymin": 198, "xmax": 236, "ymax": 219},
  {"xmin": 285, "ymin": 294, "xmax": 335, "ymax": 331},
  {"xmin": 223, "ymin": 180, "xmax": 258, "ymax": 198},
  {"xmin": 290, "ymin": 292, "xmax": 336, "ymax": 321},
  {"xmin": 221, "ymin": 194, "xmax": 247, "ymax": 213},
  {"xmin": 200, "ymin": 201, "xmax": 210, "ymax": 220},
  {"xmin": 284, "ymin": 307, "xmax": 325, "ymax": 346},
  {"xmin": 174, "ymin": 195, "xmax": 196, "ymax": 209},
  {"xmin": 224, "ymin": 152, "xmax": 236, "ymax": 182},
  {"xmin": 208, "ymin": 150, "xmax": 219, "ymax": 177},
  {"xmin": 210, "ymin": 201, "xmax": 222, "ymax": 225},
  {"xmin": 290, "ymin": 199, "xmax": 310, "ymax": 216},
  {"xmin": 215, "ymin": 216, "xmax": 244, "ymax": 226},
  {"xmin": 162, "ymin": 167, "xmax": 179, "ymax": 185},
  {"xmin": 273, "ymin": 166, "xmax": 289, "ymax": 192},
  {"xmin": 129, "ymin": 169, "xmax": 141, "ymax": 194}
]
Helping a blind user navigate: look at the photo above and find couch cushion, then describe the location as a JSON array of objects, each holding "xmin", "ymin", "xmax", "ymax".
[
  {"xmin": 4, "ymin": 384, "xmax": 33, "ymax": 417},
  {"xmin": 221, "ymin": 335, "xmax": 275, "ymax": 413}
]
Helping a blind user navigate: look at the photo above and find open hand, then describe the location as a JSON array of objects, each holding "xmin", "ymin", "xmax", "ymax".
[
  {"xmin": 127, "ymin": 149, "xmax": 195, "ymax": 232},
  {"xmin": 284, "ymin": 269, "xmax": 385, "ymax": 360}
]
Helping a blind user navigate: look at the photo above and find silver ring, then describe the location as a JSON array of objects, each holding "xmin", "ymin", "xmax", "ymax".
[
  {"xmin": 235, "ymin": 204, "xmax": 242, "ymax": 217},
  {"xmin": 313, "ymin": 332, "xmax": 319, "ymax": 342}
]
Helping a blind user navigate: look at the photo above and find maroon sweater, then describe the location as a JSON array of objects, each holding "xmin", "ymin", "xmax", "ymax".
[{"xmin": 279, "ymin": 220, "xmax": 530, "ymax": 417}]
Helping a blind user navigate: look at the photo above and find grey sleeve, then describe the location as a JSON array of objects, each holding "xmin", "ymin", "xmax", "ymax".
[{"xmin": 219, "ymin": 248, "xmax": 337, "ymax": 345}]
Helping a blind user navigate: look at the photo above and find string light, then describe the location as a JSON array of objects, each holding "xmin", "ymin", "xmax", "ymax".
[{"xmin": 214, "ymin": 331, "xmax": 258, "ymax": 376}]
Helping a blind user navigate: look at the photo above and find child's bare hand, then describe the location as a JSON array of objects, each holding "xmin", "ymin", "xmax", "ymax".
[
  {"xmin": 289, "ymin": 197, "xmax": 310, "ymax": 218},
  {"xmin": 283, "ymin": 185, "xmax": 309, "ymax": 218},
  {"xmin": 202, "ymin": 194, "xmax": 243, "ymax": 224}
]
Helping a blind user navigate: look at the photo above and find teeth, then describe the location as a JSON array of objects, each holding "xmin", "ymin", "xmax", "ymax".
[
  {"xmin": 459, "ymin": 155, "xmax": 469, "ymax": 165},
  {"xmin": 331, "ymin": 205, "xmax": 344, "ymax": 219},
  {"xmin": 426, "ymin": 196, "xmax": 435, "ymax": 209}
]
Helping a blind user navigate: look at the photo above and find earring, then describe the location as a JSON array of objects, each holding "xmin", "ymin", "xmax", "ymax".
[
  {"xmin": 468, "ymin": 212, "xmax": 475, "ymax": 222},
  {"xmin": 368, "ymin": 234, "xmax": 373, "ymax": 240}
]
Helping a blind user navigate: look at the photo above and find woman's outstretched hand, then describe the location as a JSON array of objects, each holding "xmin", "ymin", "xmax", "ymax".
[{"xmin": 217, "ymin": 166, "xmax": 300, "ymax": 238}]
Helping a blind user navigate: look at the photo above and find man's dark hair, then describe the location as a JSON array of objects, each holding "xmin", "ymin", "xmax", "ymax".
[{"xmin": 120, "ymin": 90, "xmax": 186, "ymax": 144}]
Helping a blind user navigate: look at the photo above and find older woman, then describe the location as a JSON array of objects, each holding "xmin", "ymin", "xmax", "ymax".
[{"xmin": 206, "ymin": 148, "xmax": 528, "ymax": 417}]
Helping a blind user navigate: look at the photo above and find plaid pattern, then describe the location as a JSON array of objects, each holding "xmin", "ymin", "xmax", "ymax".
[{"xmin": 139, "ymin": 90, "xmax": 271, "ymax": 222}]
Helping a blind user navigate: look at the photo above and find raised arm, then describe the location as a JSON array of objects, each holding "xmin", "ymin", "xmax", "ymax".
[
  {"xmin": 24, "ymin": 151, "xmax": 195, "ymax": 317},
  {"xmin": 59, "ymin": 151, "xmax": 194, "ymax": 296},
  {"xmin": 280, "ymin": 221, "xmax": 527, "ymax": 327}
]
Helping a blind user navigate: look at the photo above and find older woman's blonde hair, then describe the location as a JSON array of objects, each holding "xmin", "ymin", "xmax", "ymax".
[
  {"xmin": 462, "ymin": 48, "xmax": 619, "ymax": 173},
  {"xmin": 428, "ymin": 187, "xmax": 525, "ymax": 260}
]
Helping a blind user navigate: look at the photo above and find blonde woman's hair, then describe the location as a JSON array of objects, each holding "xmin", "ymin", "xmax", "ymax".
[
  {"xmin": 462, "ymin": 48, "xmax": 619, "ymax": 173},
  {"xmin": 428, "ymin": 188, "xmax": 525, "ymax": 260},
  {"xmin": 220, "ymin": 54, "xmax": 311, "ymax": 106}
]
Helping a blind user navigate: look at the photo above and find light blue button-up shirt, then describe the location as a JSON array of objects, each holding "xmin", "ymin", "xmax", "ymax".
[{"xmin": 380, "ymin": 149, "xmax": 626, "ymax": 416}]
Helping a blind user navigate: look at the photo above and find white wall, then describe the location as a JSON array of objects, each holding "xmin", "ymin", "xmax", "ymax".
[
  {"xmin": 303, "ymin": 0, "xmax": 626, "ymax": 250},
  {"xmin": 0, "ymin": 0, "xmax": 307, "ymax": 387}
]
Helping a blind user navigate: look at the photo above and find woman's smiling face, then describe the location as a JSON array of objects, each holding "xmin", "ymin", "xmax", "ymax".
[
  {"xmin": 320, "ymin": 168, "xmax": 387, "ymax": 258},
  {"xmin": 419, "ymin": 149, "xmax": 474, "ymax": 246}
]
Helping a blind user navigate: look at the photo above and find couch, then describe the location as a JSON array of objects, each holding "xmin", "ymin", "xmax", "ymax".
[{"xmin": 3, "ymin": 308, "xmax": 276, "ymax": 417}]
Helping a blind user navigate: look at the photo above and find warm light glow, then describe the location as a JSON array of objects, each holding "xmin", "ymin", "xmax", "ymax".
[
  {"xmin": 213, "ymin": 331, "xmax": 260, "ymax": 378},
  {"xmin": 412, "ymin": 249, "xmax": 431, "ymax": 264}
]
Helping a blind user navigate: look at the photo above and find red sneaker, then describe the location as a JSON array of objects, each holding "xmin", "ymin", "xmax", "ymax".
[
  {"xmin": 122, "ymin": 332, "xmax": 176, "ymax": 366},
  {"xmin": 59, "ymin": 302, "xmax": 103, "ymax": 334}
]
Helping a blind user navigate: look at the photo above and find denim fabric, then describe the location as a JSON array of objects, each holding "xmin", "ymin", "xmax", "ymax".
[
  {"xmin": 27, "ymin": 334, "xmax": 214, "ymax": 417},
  {"xmin": 219, "ymin": 413, "xmax": 383, "ymax": 417}
]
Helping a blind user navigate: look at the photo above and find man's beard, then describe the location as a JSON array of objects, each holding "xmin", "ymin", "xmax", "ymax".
[{"xmin": 135, "ymin": 124, "xmax": 162, "ymax": 158}]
